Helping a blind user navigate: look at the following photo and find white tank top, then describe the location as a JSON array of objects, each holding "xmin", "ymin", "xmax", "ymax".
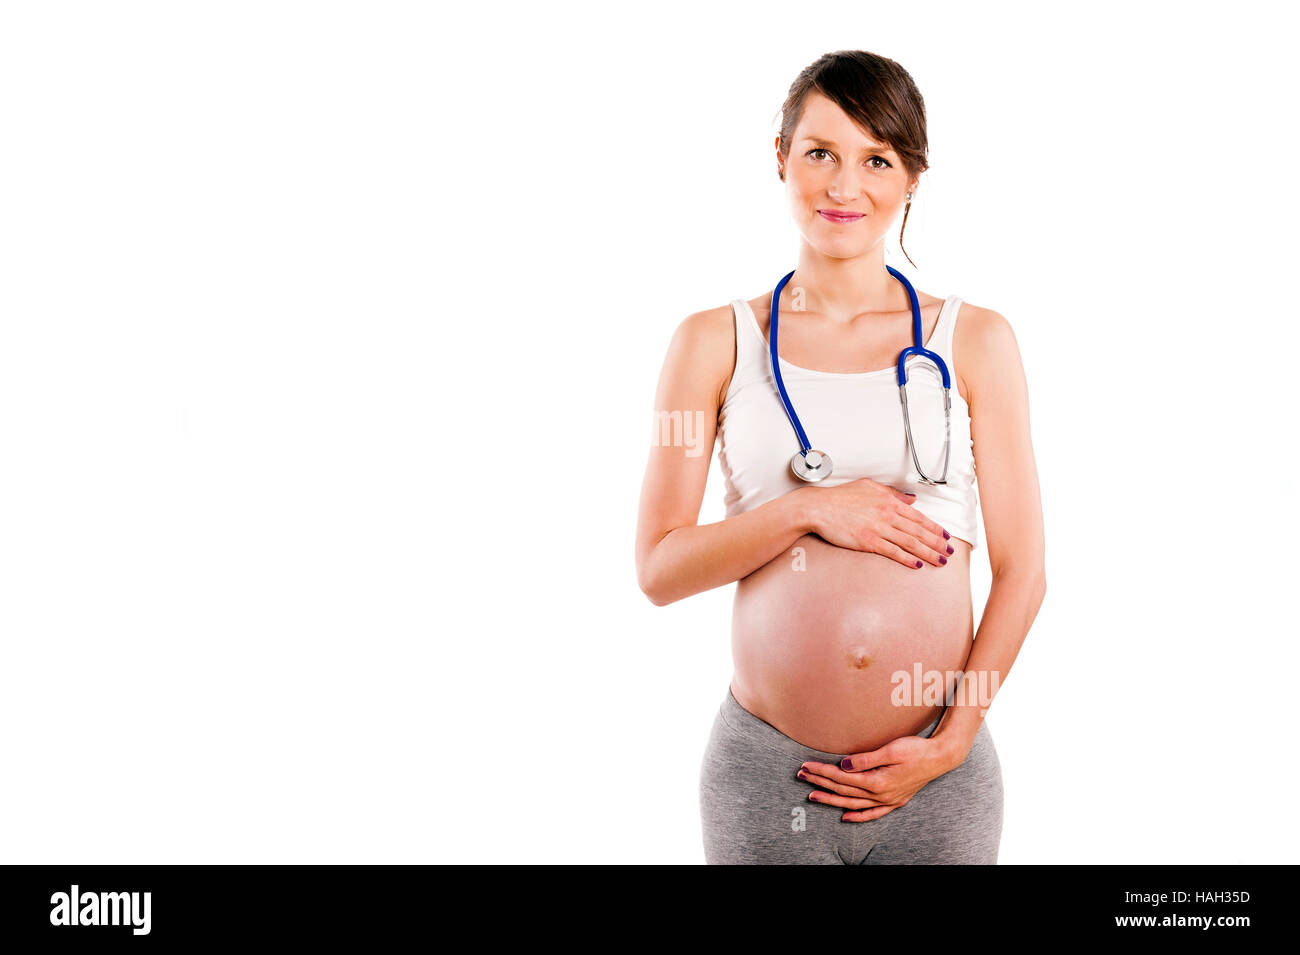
[{"xmin": 717, "ymin": 294, "xmax": 980, "ymax": 548}]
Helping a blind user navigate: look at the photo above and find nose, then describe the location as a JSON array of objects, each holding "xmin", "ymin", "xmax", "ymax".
[{"xmin": 827, "ymin": 164, "xmax": 866, "ymax": 203}]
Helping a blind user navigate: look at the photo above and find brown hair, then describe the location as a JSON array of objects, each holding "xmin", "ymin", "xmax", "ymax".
[{"xmin": 775, "ymin": 50, "xmax": 929, "ymax": 268}]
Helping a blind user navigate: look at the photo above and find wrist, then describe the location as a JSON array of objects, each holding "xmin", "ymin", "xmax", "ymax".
[
  {"xmin": 931, "ymin": 725, "xmax": 977, "ymax": 770},
  {"xmin": 788, "ymin": 485, "xmax": 824, "ymax": 536}
]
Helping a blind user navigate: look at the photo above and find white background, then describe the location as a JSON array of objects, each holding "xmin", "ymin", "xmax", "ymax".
[{"xmin": 2, "ymin": 0, "xmax": 1296, "ymax": 864}]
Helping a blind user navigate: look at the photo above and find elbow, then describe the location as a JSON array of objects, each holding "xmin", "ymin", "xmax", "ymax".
[
  {"xmin": 638, "ymin": 566, "xmax": 685, "ymax": 607},
  {"xmin": 636, "ymin": 534, "xmax": 682, "ymax": 607},
  {"xmin": 640, "ymin": 582, "xmax": 675, "ymax": 608},
  {"xmin": 636, "ymin": 564, "xmax": 671, "ymax": 608},
  {"xmin": 640, "ymin": 578, "xmax": 667, "ymax": 607},
  {"xmin": 992, "ymin": 563, "xmax": 1046, "ymax": 600},
  {"xmin": 1029, "ymin": 569, "xmax": 1047, "ymax": 606}
]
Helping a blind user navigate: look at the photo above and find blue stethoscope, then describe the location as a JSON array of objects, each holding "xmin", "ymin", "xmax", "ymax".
[{"xmin": 770, "ymin": 265, "xmax": 951, "ymax": 485}]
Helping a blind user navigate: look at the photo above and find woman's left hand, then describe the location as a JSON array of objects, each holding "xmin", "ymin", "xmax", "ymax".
[{"xmin": 797, "ymin": 733, "xmax": 965, "ymax": 822}]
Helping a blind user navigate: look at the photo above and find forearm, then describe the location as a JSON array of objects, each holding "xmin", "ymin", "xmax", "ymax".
[
  {"xmin": 933, "ymin": 569, "xmax": 1046, "ymax": 762},
  {"xmin": 641, "ymin": 488, "xmax": 818, "ymax": 606}
]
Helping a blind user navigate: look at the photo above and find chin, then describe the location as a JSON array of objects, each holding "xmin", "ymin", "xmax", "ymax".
[{"xmin": 807, "ymin": 237, "xmax": 870, "ymax": 258}]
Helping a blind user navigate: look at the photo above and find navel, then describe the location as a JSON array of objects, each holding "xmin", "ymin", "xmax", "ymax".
[{"xmin": 847, "ymin": 650, "xmax": 873, "ymax": 671}]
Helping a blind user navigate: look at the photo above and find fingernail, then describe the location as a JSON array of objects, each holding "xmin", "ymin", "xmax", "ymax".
[
  {"xmin": 839, "ymin": 757, "xmax": 853, "ymax": 770},
  {"xmin": 942, "ymin": 529, "xmax": 950, "ymax": 539},
  {"xmin": 796, "ymin": 771, "xmax": 808, "ymax": 780},
  {"xmin": 946, "ymin": 545, "xmax": 953, "ymax": 554},
  {"xmin": 914, "ymin": 560, "xmax": 922, "ymax": 568},
  {"xmin": 906, "ymin": 492, "xmax": 916, "ymax": 496},
  {"xmin": 938, "ymin": 555, "xmax": 947, "ymax": 565}
]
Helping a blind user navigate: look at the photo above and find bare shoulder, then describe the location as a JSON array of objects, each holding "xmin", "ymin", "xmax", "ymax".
[
  {"xmin": 665, "ymin": 301, "xmax": 739, "ymax": 412},
  {"xmin": 952, "ymin": 300, "xmax": 1021, "ymax": 403}
]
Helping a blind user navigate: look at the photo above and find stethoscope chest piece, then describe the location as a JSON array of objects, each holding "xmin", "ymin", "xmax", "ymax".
[{"xmin": 790, "ymin": 448, "xmax": 833, "ymax": 482}]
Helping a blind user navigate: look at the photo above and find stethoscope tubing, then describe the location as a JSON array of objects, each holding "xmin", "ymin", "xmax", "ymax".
[
  {"xmin": 769, "ymin": 269, "xmax": 815, "ymax": 454},
  {"xmin": 768, "ymin": 265, "xmax": 952, "ymax": 484}
]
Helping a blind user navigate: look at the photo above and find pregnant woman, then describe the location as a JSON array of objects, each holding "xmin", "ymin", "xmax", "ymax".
[{"xmin": 635, "ymin": 50, "xmax": 1046, "ymax": 864}]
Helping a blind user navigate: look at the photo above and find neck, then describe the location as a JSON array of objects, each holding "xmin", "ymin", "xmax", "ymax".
[{"xmin": 785, "ymin": 246, "xmax": 906, "ymax": 323}]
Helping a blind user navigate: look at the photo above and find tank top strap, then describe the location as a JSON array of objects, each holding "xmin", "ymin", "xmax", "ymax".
[
  {"xmin": 931, "ymin": 294, "xmax": 964, "ymax": 386},
  {"xmin": 729, "ymin": 298, "xmax": 768, "ymax": 382}
]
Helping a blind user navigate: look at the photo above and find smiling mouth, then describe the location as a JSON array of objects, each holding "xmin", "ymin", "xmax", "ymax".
[{"xmin": 818, "ymin": 210, "xmax": 863, "ymax": 222}]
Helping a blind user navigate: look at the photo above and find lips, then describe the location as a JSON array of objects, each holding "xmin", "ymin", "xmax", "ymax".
[{"xmin": 818, "ymin": 210, "xmax": 863, "ymax": 223}]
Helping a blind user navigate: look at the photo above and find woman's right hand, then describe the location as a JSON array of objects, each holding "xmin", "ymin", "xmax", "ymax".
[{"xmin": 800, "ymin": 479, "xmax": 954, "ymax": 569}]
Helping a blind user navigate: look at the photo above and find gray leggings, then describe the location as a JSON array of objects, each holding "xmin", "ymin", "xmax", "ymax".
[{"xmin": 699, "ymin": 687, "xmax": 1004, "ymax": 864}]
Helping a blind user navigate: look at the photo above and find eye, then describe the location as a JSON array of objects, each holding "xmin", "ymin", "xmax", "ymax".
[
  {"xmin": 868, "ymin": 156, "xmax": 892, "ymax": 169},
  {"xmin": 806, "ymin": 148, "xmax": 833, "ymax": 161}
]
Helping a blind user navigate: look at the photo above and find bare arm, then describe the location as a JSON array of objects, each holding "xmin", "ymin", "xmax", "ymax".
[
  {"xmin": 635, "ymin": 306, "xmax": 819, "ymax": 607},
  {"xmin": 932, "ymin": 305, "xmax": 1048, "ymax": 761}
]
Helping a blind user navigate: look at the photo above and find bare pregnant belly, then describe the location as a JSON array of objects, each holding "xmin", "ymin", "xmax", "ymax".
[{"xmin": 731, "ymin": 532, "xmax": 975, "ymax": 754}]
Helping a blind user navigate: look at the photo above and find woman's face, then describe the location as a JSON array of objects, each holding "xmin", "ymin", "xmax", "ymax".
[{"xmin": 778, "ymin": 91, "xmax": 917, "ymax": 258}]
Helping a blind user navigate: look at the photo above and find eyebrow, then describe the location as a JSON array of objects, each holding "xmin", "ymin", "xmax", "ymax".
[{"xmin": 800, "ymin": 136, "xmax": 895, "ymax": 155}]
